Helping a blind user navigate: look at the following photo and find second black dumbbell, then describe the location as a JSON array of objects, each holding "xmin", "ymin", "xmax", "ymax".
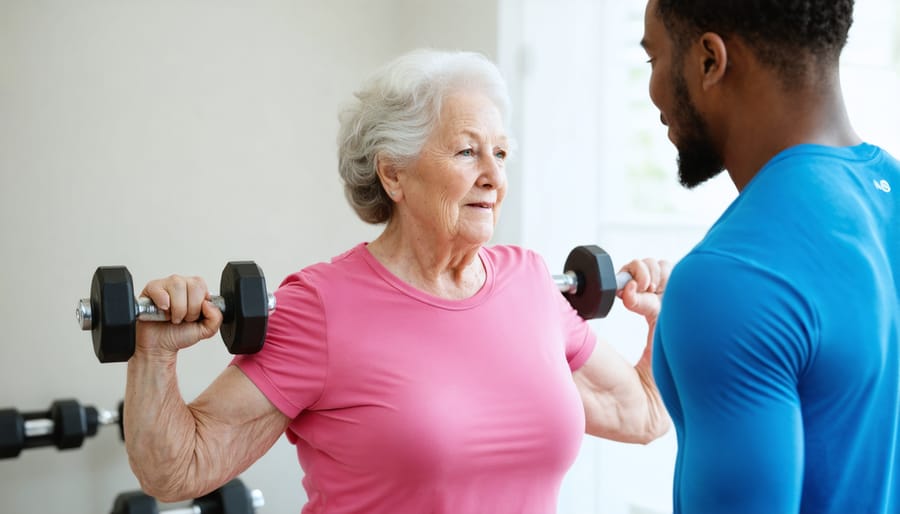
[
  {"xmin": 553, "ymin": 245, "xmax": 634, "ymax": 320},
  {"xmin": 76, "ymin": 262, "xmax": 276, "ymax": 363},
  {"xmin": 0, "ymin": 398, "xmax": 123, "ymax": 459}
]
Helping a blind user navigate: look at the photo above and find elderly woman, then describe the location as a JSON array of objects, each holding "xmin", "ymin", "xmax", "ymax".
[{"xmin": 124, "ymin": 49, "xmax": 670, "ymax": 513}]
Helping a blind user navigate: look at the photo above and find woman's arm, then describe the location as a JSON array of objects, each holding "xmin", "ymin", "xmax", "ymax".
[
  {"xmin": 573, "ymin": 258, "xmax": 671, "ymax": 443},
  {"xmin": 123, "ymin": 275, "xmax": 291, "ymax": 502},
  {"xmin": 573, "ymin": 327, "xmax": 669, "ymax": 443}
]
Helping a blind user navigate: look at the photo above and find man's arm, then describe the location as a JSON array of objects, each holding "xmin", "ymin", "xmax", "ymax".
[{"xmin": 658, "ymin": 252, "xmax": 810, "ymax": 513}]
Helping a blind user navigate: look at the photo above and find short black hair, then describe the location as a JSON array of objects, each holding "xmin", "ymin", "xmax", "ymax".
[{"xmin": 656, "ymin": 0, "xmax": 854, "ymax": 82}]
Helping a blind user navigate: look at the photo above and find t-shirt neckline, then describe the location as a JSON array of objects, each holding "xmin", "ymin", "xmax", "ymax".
[{"xmin": 356, "ymin": 242, "xmax": 495, "ymax": 310}]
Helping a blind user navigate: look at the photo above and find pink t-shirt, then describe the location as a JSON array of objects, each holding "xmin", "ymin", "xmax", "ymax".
[{"xmin": 233, "ymin": 243, "xmax": 597, "ymax": 514}]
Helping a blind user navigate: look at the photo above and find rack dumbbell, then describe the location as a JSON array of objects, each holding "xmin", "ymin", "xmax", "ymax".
[
  {"xmin": 554, "ymin": 245, "xmax": 634, "ymax": 319},
  {"xmin": 76, "ymin": 262, "xmax": 276, "ymax": 363},
  {"xmin": 0, "ymin": 398, "xmax": 123, "ymax": 459},
  {"xmin": 110, "ymin": 478, "xmax": 264, "ymax": 514}
]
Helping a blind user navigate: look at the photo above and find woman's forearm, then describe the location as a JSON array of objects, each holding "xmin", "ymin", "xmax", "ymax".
[
  {"xmin": 578, "ymin": 319, "xmax": 670, "ymax": 444},
  {"xmin": 632, "ymin": 319, "xmax": 670, "ymax": 441},
  {"xmin": 124, "ymin": 349, "xmax": 204, "ymax": 502}
]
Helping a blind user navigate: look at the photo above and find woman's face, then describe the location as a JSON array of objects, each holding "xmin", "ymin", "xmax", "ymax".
[{"xmin": 400, "ymin": 90, "xmax": 509, "ymax": 247}]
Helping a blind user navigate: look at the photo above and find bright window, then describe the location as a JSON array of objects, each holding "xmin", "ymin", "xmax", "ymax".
[{"xmin": 497, "ymin": 1, "xmax": 899, "ymax": 513}]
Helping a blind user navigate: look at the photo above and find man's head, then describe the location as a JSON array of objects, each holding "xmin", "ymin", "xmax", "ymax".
[
  {"xmin": 643, "ymin": 0, "xmax": 855, "ymax": 189},
  {"xmin": 657, "ymin": 0, "xmax": 854, "ymax": 84}
]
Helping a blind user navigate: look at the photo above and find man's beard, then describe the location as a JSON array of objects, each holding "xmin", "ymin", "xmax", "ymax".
[{"xmin": 672, "ymin": 70, "xmax": 725, "ymax": 189}]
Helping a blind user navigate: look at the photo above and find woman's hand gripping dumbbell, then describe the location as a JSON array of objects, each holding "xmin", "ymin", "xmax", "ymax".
[
  {"xmin": 553, "ymin": 245, "xmax": 668, "ymax": 320},
  {"xmin": 76, "ymin": 262, "xmax": 275, "ymax": 362}
]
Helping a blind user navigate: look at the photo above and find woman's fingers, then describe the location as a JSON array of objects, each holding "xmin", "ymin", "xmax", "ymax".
[{"xmin": 141, "ymin": 275, "xmax": 210, "ymax": 323}]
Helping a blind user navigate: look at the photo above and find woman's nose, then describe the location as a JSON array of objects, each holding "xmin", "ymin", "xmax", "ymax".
[{"xmin": 477, "ymin": 155, "xmax": 505, "ymax": 188}]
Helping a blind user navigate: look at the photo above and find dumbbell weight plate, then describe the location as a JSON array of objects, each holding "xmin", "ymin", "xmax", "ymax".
[
  {"xmin": 48, "ymin": 399, "xmax": 89, "ymax": 450},
  {"xmin": 0, "ymin": 409, "xmax": 25, "ymax": 459},
  {"xmin": 111, "ymin": 491, "xmax": 159, "ymax": 514},
  {"xmin": 194, "ymin": 478, "xmax": 253, "ymax": 514},
  {"xmin": 91, "ymin": 267, "xmax": 137, "ymax": 363},
  {"xmin": 563, "ymin": 245, "xmax": 618, "ymax": 320},
  {"xmin": 219, "ymin": 262, "xmax": 269, "ymax": 355}
]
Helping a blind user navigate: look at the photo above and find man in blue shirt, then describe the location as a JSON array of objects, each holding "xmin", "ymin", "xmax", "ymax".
[{"xmin": 641, "ymin": 0, "xmax": 900, "ymax": 512}]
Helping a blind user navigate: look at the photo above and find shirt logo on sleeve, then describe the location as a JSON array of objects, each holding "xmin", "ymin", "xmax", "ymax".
[{"xmin": 873, "ymin": 179, "xmax": 891, "ymax": 193}]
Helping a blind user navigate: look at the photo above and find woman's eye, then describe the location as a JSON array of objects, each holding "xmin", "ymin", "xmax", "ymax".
[
  {"xmin": 495, "ymin": 149, "xmax": 507, "ymax": 160},
  {"xmin": 458, "ymin": 148, "xmax": 474, "ymax": 157}
]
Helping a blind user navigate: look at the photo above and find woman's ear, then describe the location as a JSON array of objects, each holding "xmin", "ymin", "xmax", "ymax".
[
  {"xmin": 376, "ymin": 155, "xmax": 403, "ymax": 201},
  {"xmin": 698, "ymin": 32, "xmax": 728, "ymax": 90}
]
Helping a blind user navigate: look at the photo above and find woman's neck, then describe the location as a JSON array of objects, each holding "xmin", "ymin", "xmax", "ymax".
[{"xmin": 367, "ymin": 222, "xmax": 485, "ymax": 300}]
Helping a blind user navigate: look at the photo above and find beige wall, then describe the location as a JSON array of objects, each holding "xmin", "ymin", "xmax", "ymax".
[{"xmin": 0, "ymin": 1, "xmax": 498, "ymax": 513}]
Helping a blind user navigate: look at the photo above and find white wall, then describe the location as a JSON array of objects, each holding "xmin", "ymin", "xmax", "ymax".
[{"xmin": 0, "ymin": 1, "xmax": 496, "ymax": 513}]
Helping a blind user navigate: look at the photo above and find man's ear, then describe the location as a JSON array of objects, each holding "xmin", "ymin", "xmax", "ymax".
[{"xmin": 698, "ymin": 32, "xmax": 728, "ymax": 90}]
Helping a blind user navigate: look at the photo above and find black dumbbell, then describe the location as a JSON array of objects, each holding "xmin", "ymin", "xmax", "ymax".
[
  {"xmin": 76, "ymin": 262, "xmax": 276, "ymax": 363},
  {"xmin": 0, "ymin": 398, "xmax": 124, "ymax": 459},
  {"xmin": 553, "ymin": 245, "xmax": 634, "ymax": 320},
  {"xmin": 110, "ymin": 478, "xmax": 265, "ymax": 514}
]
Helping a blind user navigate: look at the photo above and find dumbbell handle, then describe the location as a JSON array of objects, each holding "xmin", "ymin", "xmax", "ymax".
[
  {"xmin": 22, "ymin": 407, "xmax": 119, "ymax": 439},
  {"xmin": 555, "ymin": 270, "xmax": 633, "ymax": 295},
  {"xmin": 161, "ymin": 489, "xmax": 265, "ymax": 514},
  {"xmin": 76, "ymin": 294, "xmax": 277, "ymax": 331}
]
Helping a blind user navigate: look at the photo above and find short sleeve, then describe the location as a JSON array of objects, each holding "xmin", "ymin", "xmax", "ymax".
[
  {"xmin": 524, "ymin": 248, "xmax": 597, "ymax": 371},
  {"xmin": 558, "ymin": 289, "xmax": 596, "ymax": 371},
  {"xmin": 231, "ymin": 271, "xmax": 329, "ymax": 419}
]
